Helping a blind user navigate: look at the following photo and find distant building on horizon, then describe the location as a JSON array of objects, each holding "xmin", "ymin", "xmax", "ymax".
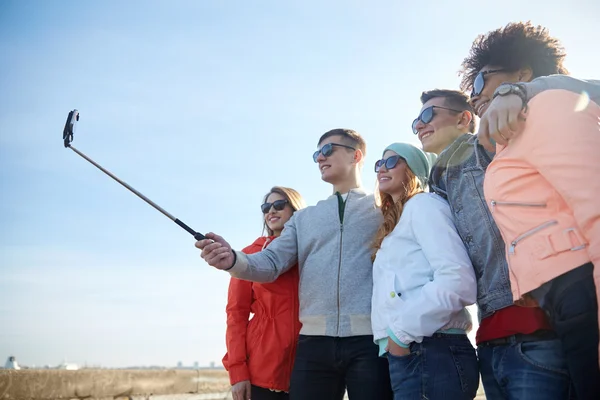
[
  {"xmin": 57, "ymin": 359, "xmax": 79, "ymax": 370},
  {"xmin": 4, "ymin": 356, "xmax": 20, "ymax": 370}
]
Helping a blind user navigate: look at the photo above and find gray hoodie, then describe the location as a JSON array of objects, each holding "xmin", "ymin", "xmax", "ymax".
[{"xmin": 228, "ymin": 188, "xmax": 382, "ymax": 337}]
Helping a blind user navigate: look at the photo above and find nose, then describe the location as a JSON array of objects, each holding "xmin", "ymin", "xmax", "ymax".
[
  {"xmin": 468, "ymin": 93, "xmax": 480, "ymax": 108},
  {"xmin": 377, "ymin": 164, "xmax": 388, "ymax": 174},
  {"xmin": 414, "ymin": 119, "xmax": 426, "ymax": 134},
  {"xmin": 316, "ymin": 151, "xmax": 327, "ymax": 163}
]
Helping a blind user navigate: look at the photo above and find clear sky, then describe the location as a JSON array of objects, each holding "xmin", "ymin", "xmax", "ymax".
[{"xmin": 1, "ymin": 0, "xmax": 598, "ymax": 368}]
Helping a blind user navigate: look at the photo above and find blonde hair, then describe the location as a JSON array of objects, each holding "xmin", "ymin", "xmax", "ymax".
[
  {"xmin": 262, "ymin": 186, "xmax": 306, "ymax": 236},
  {"xmin": 372, "ymin": 170, "xmax": 424, "ymax": 261}
]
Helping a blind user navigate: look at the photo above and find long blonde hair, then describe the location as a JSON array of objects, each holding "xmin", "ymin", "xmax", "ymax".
[
  {"xmin": 262, "ymin": 186, "xmax": 306, "ymax": 236},
  {"xmin": 372, "ymin": 170, "xmax": 423, "ymax": 261}
]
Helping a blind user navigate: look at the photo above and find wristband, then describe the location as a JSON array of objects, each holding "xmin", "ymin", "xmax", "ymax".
[{"xmin": 224, "ymin": 250, "xmax": 237, "ymax": 271}]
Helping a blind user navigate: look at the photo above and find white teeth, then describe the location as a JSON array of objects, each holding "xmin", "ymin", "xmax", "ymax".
[{"xmin": 477, "ymin": 101, "xmax": 489, "ymax": 115}]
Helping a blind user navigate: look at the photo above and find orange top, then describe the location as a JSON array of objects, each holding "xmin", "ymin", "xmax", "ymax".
[
  {"xmin": 484, "ymin": 89, "xmax": 599, "ymax": 301},
  {"xmin": 484, "ymin": 89, "xmax": 600, "ymax": 366},
  {"xmin": 484, "ymin": 90, "xmax": 600, "ymax": 300}
]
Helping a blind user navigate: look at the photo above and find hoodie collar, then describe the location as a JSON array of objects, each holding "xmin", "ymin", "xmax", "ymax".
[{"xmin": 328, "ymin": 187, "xmax": 367, "ymax": 199}]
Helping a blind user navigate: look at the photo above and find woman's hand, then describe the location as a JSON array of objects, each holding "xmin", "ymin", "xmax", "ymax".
[
  {"xmin": 387, "ymin": 338, "xmax": 411, "ymax": 357},
  {"xmin": 231, "ymin": 380, "xmax": 251, "ymax": 400}
]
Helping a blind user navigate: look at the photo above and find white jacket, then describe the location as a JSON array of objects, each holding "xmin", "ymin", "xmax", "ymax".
[{"xmin": 371, "ymin": 193, "xmax": 476, "ymax": 345}]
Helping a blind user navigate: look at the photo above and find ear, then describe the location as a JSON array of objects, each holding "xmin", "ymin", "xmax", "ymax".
[
  {"xmin": 518, "ymin": 67, "xmax": 534, "ymax": 83},
  {"xmin": 457, "ymin": 110, "xmax": 474, "ymax": 131},
  {"xmin": 353, "ymin": 148, "xmax": 364, "ymax": 165}
]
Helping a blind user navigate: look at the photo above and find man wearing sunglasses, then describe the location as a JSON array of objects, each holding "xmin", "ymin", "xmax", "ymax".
[{"xmin": 196, "ymin": 129, "xmax": 392, "ymax": 400}]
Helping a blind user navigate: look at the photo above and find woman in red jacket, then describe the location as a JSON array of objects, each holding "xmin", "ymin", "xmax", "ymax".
[{"xmin": 223, "ymin": 186, "xmax": 306, "ymax": 400}]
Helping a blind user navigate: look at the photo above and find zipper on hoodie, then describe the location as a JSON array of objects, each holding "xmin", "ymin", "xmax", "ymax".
[
  {"xmin": 335, "ymin": 191, "xmax": 349, "ymax": 336},
  {"xmin": 508, "ymin": 220, "xmax": 558, "ymax": 255},
  {"xmin": 490, "ymin": 200, "xmax": 547, "ymax": 214}
]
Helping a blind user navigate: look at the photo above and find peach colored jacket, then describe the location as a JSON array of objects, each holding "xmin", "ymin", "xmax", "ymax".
[{"xmin": 483, "ymin": 89, "xmax": 600, "ymax": 320}]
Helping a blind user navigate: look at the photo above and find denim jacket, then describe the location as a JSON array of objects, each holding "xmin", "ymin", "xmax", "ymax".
[{"xmin": 430, "ymin": 134, "xmax": 512, "ymax": 320}]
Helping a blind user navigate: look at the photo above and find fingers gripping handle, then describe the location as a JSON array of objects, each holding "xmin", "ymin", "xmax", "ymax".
[{"xmin": 194, "ymin": 232, "xmax": 207, "ymax": 241}]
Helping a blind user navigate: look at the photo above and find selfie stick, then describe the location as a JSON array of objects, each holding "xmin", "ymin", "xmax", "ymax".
[{"xmin": 62, "ymin": 110, "xmax": 206, "ymax": 241}]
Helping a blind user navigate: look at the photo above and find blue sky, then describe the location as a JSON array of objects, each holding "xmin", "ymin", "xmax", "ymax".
[{"xmin": 1, "ymin": 0, "xmax": 598, "ymax": 368}]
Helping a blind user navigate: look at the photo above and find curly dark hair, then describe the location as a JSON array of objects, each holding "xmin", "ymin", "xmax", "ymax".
[{"xmin": 460, "ymin": 22, "xmax": 568, "ymax": 92}]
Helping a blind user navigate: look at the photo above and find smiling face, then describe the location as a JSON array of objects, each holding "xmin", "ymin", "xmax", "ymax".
[
  {"xmin": 414, "ymin": 98, "xmax": 465, "ymax": 155},
  {"xmin": 376, "ymin": 150, "xmax": 412, "ymax": 202},
  {"xmin": 315, "ymin": 134, "xmax": 358, "ymax": 185},
  {"xmin": 263, "ymin": 192, "xmax": 293, "ymax": 237},
  {"xmin": 469, "ymin": 65, "xmax": 529, "ymax": 117}
]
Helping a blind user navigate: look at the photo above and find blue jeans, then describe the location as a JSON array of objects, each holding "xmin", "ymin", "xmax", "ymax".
[
  {"xmin": 531, "ymin": 262, "xmax": 600, "ymax": 399},
  {"xmin": 387, "ymin": 334, "xmax": 479, "ymax": 400},
  {"xmin": 478, "ymin": 337, "xmax": 571, "ymax": 399},
  {"xmin": 289, "ymin": 335, "xmax": 392, "ymax": 400}
]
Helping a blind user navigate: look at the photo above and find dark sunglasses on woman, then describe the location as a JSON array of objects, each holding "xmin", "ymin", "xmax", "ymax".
[
  {"xmin": 412, "ymin": 106, "xmax": 463, "ymax": 134},
  {"xmin": 471, "ymin": 69, "xmax": 506, "ymax": 98},
  {"xmin": 374, "ymin": 155, "xmax": 405, "ymax": 173},
  {"xmin": 313, "ymin": 143, "xmax": 356, "ymax": 162},
  {"xmin": 261, "ymin": 199, "xmax": 289, "ymax": 214}
]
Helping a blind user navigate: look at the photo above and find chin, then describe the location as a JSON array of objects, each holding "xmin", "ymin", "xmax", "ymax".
[
  {"xmin": 268, "ymin": 226, "xmax": 282, "ymax": 233},
  {"xmin": 378, "ymin": 184, "xmax": 391, "ymax": 194},
  {"xmin": 421, "ymin": 141, "xmax": 437, "ymax": 154},
  {"xmin": 321, "ymin": 172, "xmax": 335, "ymax": 183}
]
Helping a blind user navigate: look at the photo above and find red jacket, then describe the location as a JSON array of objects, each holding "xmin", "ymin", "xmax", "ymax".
[{"xmin": 222, "ymin": 236, "xmax": 301, "ymax": 392}]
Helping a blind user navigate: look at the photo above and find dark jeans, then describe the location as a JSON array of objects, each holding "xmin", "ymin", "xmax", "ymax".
[
  {"xmin": 531, "ymin": 262, "xmax": 600, "ymax": 399},
  {"xmin": 252, "ymin": 385, "xmax": 289, "ymax": 400},
  {"xmin": 289, "ymin": 335, "xmax": 392, "ymax": 400},
  {"xmin": 478, "ymin": 337, "xmax": 571, "ymax": 399},
  {"xmin": 387, "ymin": 334, "xmax": 479, "ymax": 400}
]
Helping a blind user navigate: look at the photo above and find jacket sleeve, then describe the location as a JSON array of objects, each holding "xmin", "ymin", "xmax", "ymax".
[
  {"xmin": 389, "ymin": 195, "xmax": 477, "ymax": 345},
  {"xmin": 229, "ymin": 214, "xmax": 299, "ymax": 283},
  {"xmin": 524, "ymin": 75, "xmax": 600, "ymax": 105},
  {"xmin": 525, "ymin": 90, "xmax": 600, "ymax": 271},
  {"xmin": 223, "ymin": 276, "xmax": 253, "ymax": 385}
]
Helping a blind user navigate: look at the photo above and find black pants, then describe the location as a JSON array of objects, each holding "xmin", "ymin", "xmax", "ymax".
[
  {"xmin": 289, "ymin": 335, "xmax": 393, "ymax": 400},
  {"xmin": 532, "ymin": 262, "xmax": 600, "ymax": 399},
  {"xmin": 252, "ymin": 385, "xmax": 289, "ymax": 400}
]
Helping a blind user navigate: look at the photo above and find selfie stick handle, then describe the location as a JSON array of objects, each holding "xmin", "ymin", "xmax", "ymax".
[{"xmin": 67, "ymin": 145, "xmax": 206, "ymax": 241}]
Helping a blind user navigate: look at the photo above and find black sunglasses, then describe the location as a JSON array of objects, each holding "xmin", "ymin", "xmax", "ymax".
[
  {"xmin": 313, "ymin": 143, "xmax": 356, "ymax": 163},
  {"xmin": 261, "ymin": 199, "xmax": 289, "ymax": 214},
  {"xmin": 471, "ymin": 69, "xmax": 506, "ymax": 98},
  {"xmin": 374, "ymin": 155, "xmax": 405, "ymax": 173},
  {"xmin": 412, "ymin": 106, "xmax": 463, "ymax": 134}
]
